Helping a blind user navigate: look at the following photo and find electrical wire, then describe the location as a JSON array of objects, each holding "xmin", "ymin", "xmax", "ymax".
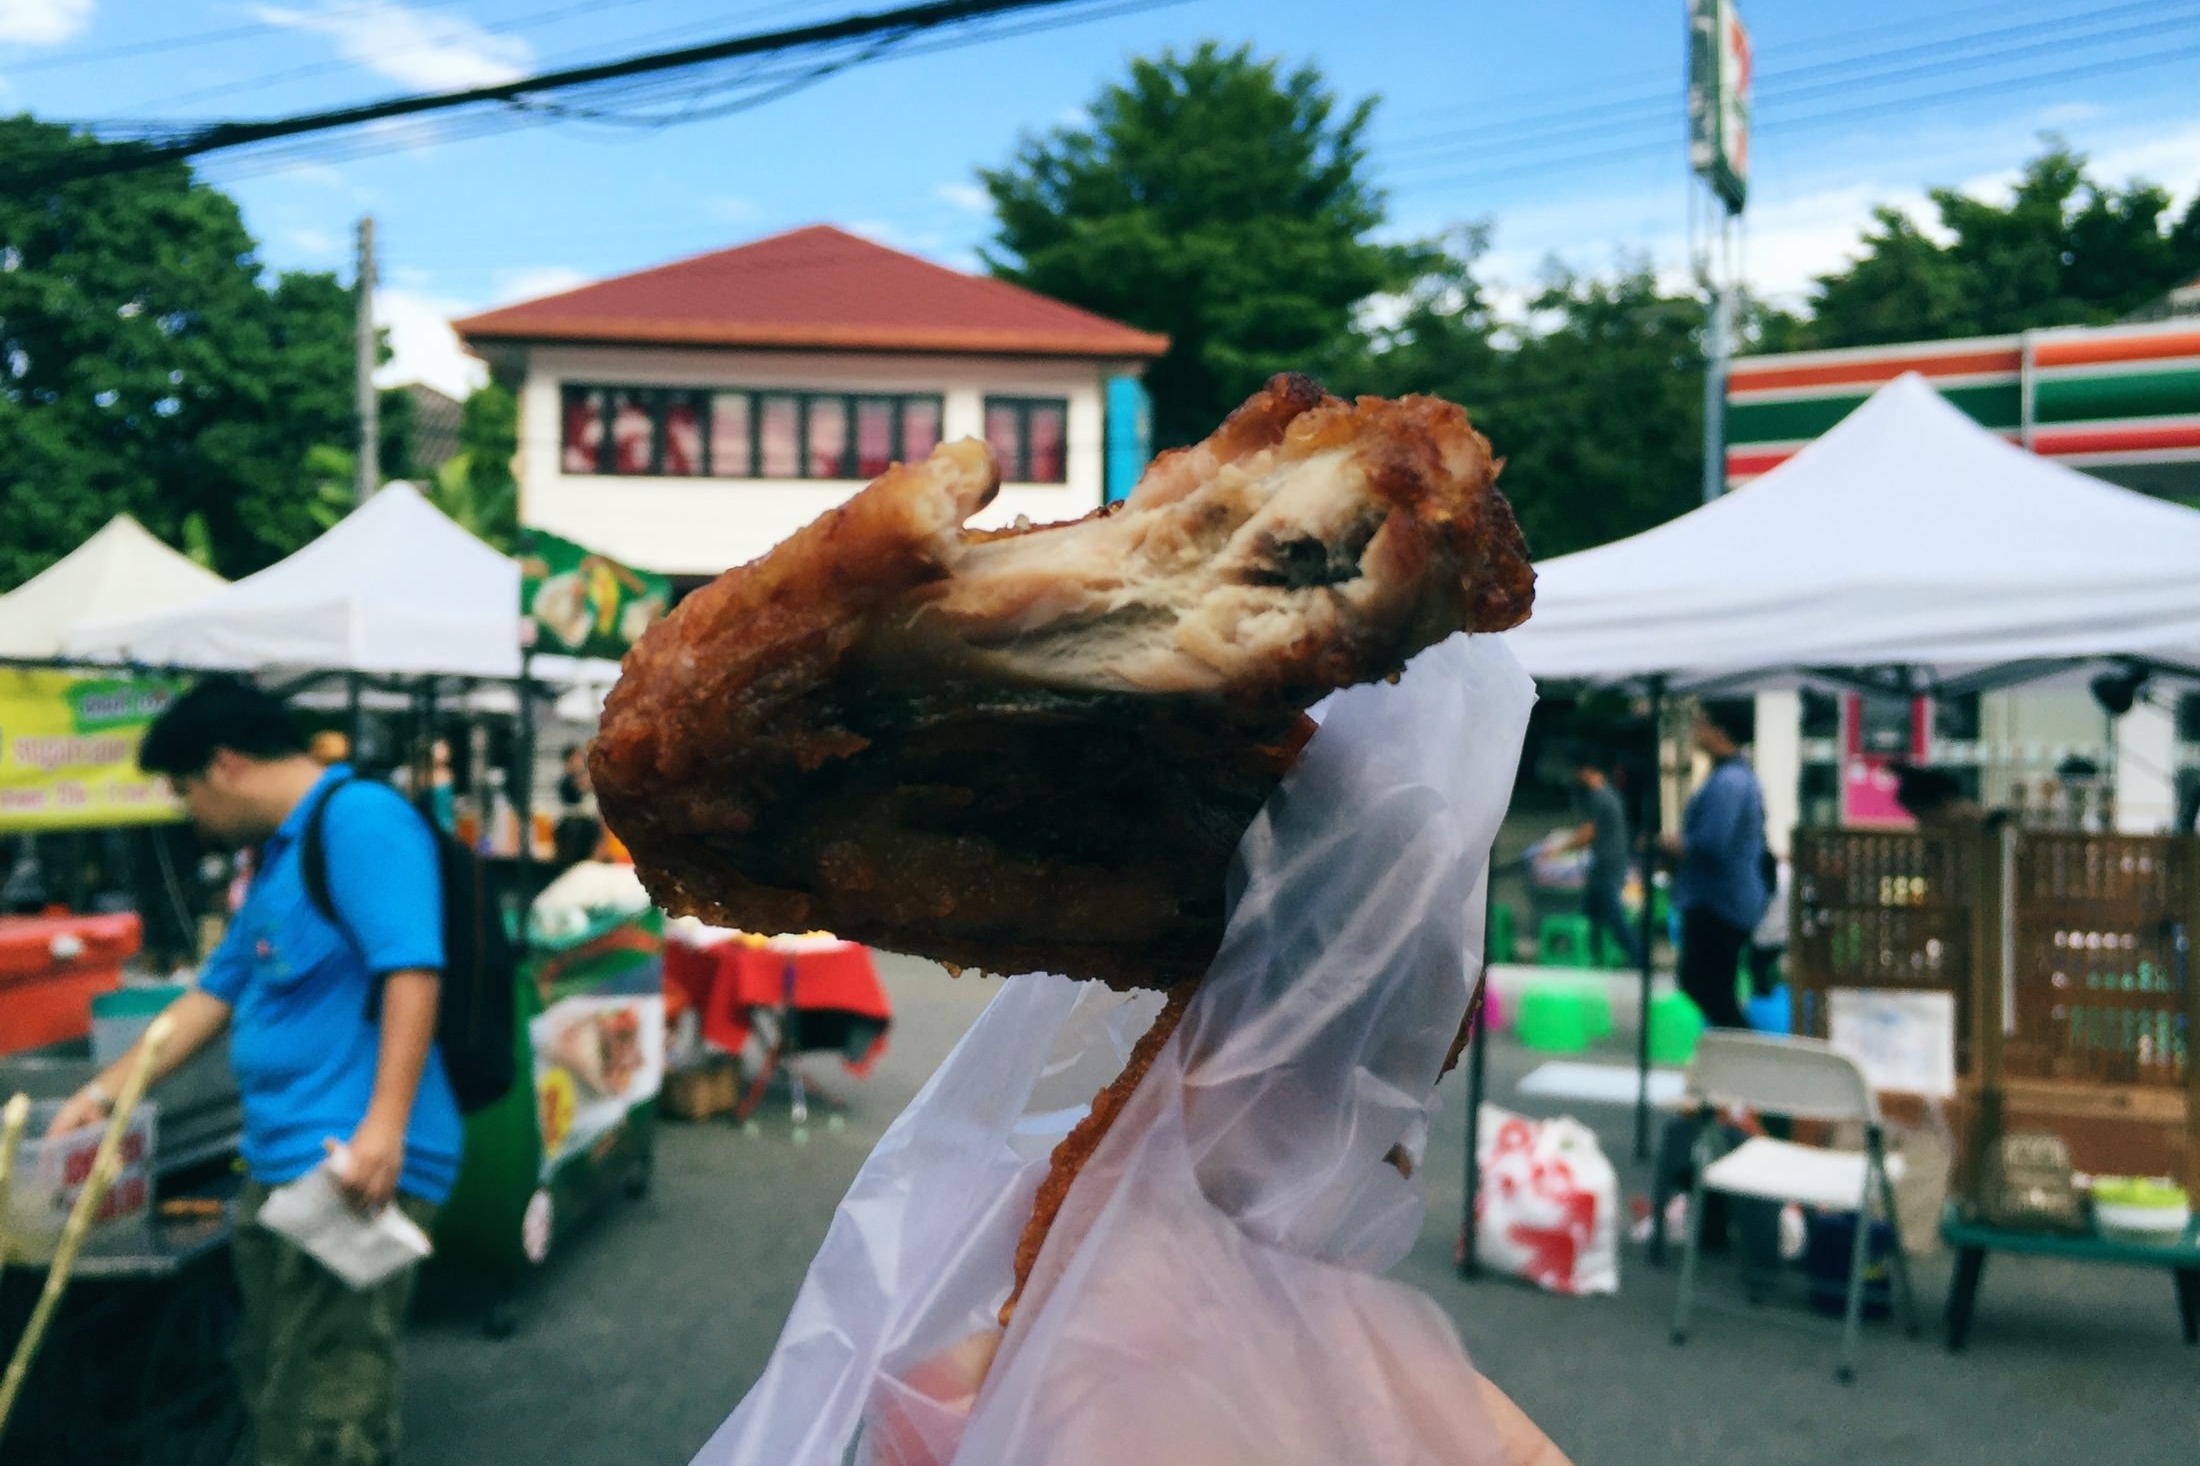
[
  {"xmin": 1385, "ymin": 36, "xmax": 2200, "ymax": 196},
  {"xmin": 5, "ymin": 0, "xmax": 1177, "ymax": 187},
  {"xmin": 1383, "ymin": 4, "xmax": 2200, "ymax": 172}
]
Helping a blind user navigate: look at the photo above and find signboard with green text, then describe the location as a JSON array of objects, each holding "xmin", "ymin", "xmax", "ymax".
[{"xmin": 0, "ymin": 670, "xmax": 184, "ymax": 830}]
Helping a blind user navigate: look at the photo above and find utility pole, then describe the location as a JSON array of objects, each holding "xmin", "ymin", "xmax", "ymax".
[{"xmin": 355, "ymin": 215, "xmax": 379, "ymax": 503}]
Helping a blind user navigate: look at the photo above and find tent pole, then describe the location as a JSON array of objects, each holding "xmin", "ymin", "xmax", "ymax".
[
  {"xmin": 1636, "ymin": 677, "xmax": 1667, "ymax": 1162},
  {"xmin": 345, "ymin": 673, "xmax": 363, "ymax": 764},
  {"xmin": 515, "ymin": 652, "xmax": 536, "ymax": 886},
  {"xmin": 1460, "ymin": 882, "xmax": 1494, "ymax": 1281}
]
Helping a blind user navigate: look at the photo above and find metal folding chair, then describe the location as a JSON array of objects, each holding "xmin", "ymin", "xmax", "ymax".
[{"xmin": 1669, "ymin": 1031, "xmax": 1920, "ymax": 1382}]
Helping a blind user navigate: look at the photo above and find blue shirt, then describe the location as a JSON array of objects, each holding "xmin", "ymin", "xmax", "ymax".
[
  {"xmin": 199, "ymin": 766, "xmax": 464, "ymax": 1203},
  {"xmin": 1674, "ymin": 757, "xmax": 1771, "ymax": 933}
]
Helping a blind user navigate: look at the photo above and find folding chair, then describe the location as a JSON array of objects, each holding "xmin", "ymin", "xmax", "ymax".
[{"xmin": 1669, "ymin": 1031, "xmax": 1919, "ymax": 1382}]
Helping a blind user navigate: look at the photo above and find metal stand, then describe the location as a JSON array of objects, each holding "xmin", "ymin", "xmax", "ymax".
[
  {"xmin": 1460, "ymin": 883, "xmax": 1494, "ymax": 1279},
  {"xmin": 1635, "ymin": 678, "xmax": 1667, "ymax": 1161}
]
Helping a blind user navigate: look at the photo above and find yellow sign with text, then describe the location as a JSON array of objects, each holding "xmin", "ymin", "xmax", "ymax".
[{"xmin": 0, "ymin": 670, "xmax": 184, "ymax": 830}]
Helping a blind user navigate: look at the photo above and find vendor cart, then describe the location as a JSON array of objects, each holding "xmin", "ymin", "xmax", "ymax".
[
  {"xmin": 0, "ymin": 1032, "xmax": 246, "ymax": 1466},
  {"xmin": 433, "ymin": 903, "xmax": 663, "ymax": 1336}
]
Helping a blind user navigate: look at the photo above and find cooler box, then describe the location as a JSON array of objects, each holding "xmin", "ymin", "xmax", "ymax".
[{"xmin": 0, "ymin": 912, "xmax": 142, "ymax": 1056}]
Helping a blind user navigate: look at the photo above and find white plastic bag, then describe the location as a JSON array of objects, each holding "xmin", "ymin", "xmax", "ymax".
[
  {"xmin": 1473, "ymin": 1106, "xmax": 1620, "ymax": 1297},
  {"xmin": 693, "ymin": 631, "xmax": 1536, "ymax": 1466}
]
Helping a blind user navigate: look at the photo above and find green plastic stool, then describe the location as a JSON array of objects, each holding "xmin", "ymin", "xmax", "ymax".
[
  {"xmin": 1572, "ymin": 979, "xmax": 1616, "ymax": 1040},
  {"xmin": 1648, "ymin": 991, "xmax": 1705, "ymax": 1066},
  {"xmin": 1596, "ymin": 929, "xmax": 1635, "ymax": 970},
  {"xmin": 1537, "ymin": 913, "xmax": 1597, "ymax": 968},
  {"xmin": 1516, "ymin": 987, "xmax": 1595, "ymax": 1054},
  {"xmin": 1487, "ymin": 902, "xmax": 1516, "ymax": 965}
]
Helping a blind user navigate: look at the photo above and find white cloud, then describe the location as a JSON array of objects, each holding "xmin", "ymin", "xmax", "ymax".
[
  {"xmin": 934, "ymin": 181, "xmax": 990, "ymax": 215},
  {"xmin": 1405, "ymin": 102, "xmax": 2200, "ymax": 317},
  {"xmin": 374, "ymin": 287, "xmax": 486, "ymax": 400},
  {"xmin": 255, "ymin": 0, "xmax": 530, "ymax": 91},
  {"xmin": 703, "ymin": 195, "xmax": 755, "ymax": 224},
  {"xmin": 491, "ymin": 265, "xmax": 589, "ymax": 304},
  {"xmin": 0, "ymin": 0, "xmax": 92, "ymax": 46},
  {"xmin": 284, "ymin": 225, "xmax": 341, "ymax": 258}
]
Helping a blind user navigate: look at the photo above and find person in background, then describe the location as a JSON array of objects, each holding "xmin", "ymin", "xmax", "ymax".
[
  {"xmin": 554, "ymin": 743, "xmax": 602, "ymax": 868},
  {"xmin": 557, "ymin": 743, "xmax": 593, "ymax": 813},
  {"xmin": 1893, "ymin": 763, "xmax": 1983, "ymax": 829},
  {"xmin": 308, "ymin": 729, "xmax": 350, "ymax": 767},
  {"xmin": 1552, "ymin": 752, "xmax": 1644, "ymax": 970},
  {"xmin": 48, "ymin": 678, "xmax": 458, "ymax": 1466},
  {"xmin": 1747, "ymin": 853, "xmax": 1790, "ymax": 999},
  {"xmin": 1660, "ymin": 702, "xmax": 1769, "ymax": 1029},
  {"xmin": 424, "ymin": 736, "xmax": 458, "ymax": 836}
]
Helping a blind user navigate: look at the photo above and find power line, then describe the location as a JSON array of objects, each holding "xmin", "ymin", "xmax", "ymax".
[
  {"xmin": 1386, "ymin": 38, "xmax": 2200, "ymax": 197},
  {"xmin": 1383, "ymin": 2, "xmax": 2200, "ymax": 167},
  {"xmin": 6, "ymin": 0, "xmax": 1135, "ymax": 187}
]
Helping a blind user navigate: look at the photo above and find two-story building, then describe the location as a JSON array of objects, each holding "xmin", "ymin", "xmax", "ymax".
[{"xmin": 455, "ymin": 224, "xmax": 1167, "ymax": 581}]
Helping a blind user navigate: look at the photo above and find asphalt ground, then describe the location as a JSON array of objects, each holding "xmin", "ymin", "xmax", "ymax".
[{"xmin": 404, "ymin": 953, "xmax": 2200, "ymax": 1466}]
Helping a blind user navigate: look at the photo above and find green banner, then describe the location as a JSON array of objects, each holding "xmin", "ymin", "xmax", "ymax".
[{"xmin": 517, "ymin": 530, "xmax": 670, "ymax": 659}]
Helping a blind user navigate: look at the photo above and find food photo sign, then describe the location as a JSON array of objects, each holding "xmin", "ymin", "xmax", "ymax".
[{"xmin": 518, "ymin": 529, "xmax": 671, "ymax": 660}]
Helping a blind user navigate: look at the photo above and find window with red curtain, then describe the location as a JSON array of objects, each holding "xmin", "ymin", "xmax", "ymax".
[
  {"xmin": 1026, "ymin": 402, "xmax": 1067, "ymax": 484},
  {"xmin": 901, "ymin": 397, "xmax": 942, "ymax": 459},
  {"xmin": 984, "ymin": 402, "xmax": 1023, "ymax": 479},
  {"xmin": 561, "ymin": 388, "xmax": 604, "ymax": 474},
  {"xmin": 710, "ymin": 393, "xmax": 752, "ymax": 478},
  {"xmin": 758, "ymin": 394, "xmax": 800, "ymax": 478},
  {"xmin": 854, "ymin": 397, "xmax": 896, "ymax": 478},
  {"xmin": 611, "ymin": 391, "xmax": 656, "ymax": 475},
  {"xmin": 662, "ymin": 393, "xmax": 705, "ymax": 476},
  {"xmin": 806, "ymin": 396, "xmax": 849, "ymax": 478}
]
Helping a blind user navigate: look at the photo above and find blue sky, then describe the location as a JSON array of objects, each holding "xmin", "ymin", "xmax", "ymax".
[{"xmin": 4, "ymin": 0, "xmax": 2198, "ymax": 396}]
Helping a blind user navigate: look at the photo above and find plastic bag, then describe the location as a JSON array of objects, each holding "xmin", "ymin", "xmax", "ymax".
[
  {"xmin": 1472, "ymin": 1105, "xmax": 1620, "ymax": 1297},
  {"xmin": 692, "ymin": 631, "xmax": 1536, "ymax": 1466}
]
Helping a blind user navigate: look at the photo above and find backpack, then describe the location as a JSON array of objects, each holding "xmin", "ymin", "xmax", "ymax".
[{"xmin": 300, "ymin": 777, "xmax": 519, "ymax": 1115}]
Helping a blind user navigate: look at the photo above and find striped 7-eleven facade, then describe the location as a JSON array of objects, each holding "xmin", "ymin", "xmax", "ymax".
[{"xmin": 1726, "ymin": 318, "xmax": 2200, "ymax": 502}]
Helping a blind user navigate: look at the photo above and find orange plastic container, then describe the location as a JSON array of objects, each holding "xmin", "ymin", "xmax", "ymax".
[{"xmin": 0, "ymin": 911, "xmax": 142, "ymax": 1055}]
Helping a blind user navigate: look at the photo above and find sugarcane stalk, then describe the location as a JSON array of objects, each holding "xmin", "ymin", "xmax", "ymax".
[
  {"xmin": 0, "ymin": 1014, "xmax": 173, "ymax": 1441},
  {"xmin": 0, "ymin": 1094, "xmax": 29, "ymax": 1267}
]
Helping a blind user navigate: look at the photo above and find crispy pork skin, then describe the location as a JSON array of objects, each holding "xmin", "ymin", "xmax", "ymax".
[{"xmin": 591, "ymin": 374, "xmax": 1533, "ymax": 988}]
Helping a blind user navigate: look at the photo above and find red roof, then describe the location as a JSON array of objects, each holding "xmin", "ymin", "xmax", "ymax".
[{"xmin": 453, "ymin": 225, "xmax": 1168, "ymax": 359}]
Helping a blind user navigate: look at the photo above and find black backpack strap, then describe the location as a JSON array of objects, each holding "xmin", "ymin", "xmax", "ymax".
[{"xmin": 299, "ymin": 776, "xmax": 357, "ymax": 941}]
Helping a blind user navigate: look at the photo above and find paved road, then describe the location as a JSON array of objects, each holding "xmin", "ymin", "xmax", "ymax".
[{"xmin": 405, "ymin": 955, "xmax": 2200, "ymax": 1465}]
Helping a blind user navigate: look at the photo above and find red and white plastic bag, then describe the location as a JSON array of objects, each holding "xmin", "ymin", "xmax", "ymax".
[
  {"xmin": 1473, "ymin": 1106, "xmax": 1621, "ymax": 1297},
  {"xmin": 691, "ymin": 631, "xmax": 1536, "ymax": 1466}
]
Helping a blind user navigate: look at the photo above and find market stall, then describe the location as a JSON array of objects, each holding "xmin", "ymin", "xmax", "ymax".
[
  {"xmin": 1469, "ymin": 372, "xmax": 2200, "ymax": 1269},
  {"xmin": 0, "ymin": 514, "xmax": 225, "ymax": 662},
  {"xmin": 662, "ymin": 927, "xmax": 893, "ymax": 1126},
  {"xmin": 436, "ymin": 862, "xmax": 664, "ymax": 1335}
]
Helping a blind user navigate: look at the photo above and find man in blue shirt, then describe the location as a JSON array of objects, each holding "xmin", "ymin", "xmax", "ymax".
[
  {"xmin": 49, "ymin": 678, "xmax": 458, "ymax": 1466},
  {"xmin": 1662, "ymin": 701, "xmax": 1770, "ymax": 1029}
]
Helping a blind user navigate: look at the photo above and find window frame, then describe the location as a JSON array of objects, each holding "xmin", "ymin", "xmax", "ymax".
[
  {"xmin": 559, "ymin": 383, "xmax": 946, "ymax": 482},
  {"xmin": 981, "ymin": 395, "xmax": 1071, "ymax": 484}
]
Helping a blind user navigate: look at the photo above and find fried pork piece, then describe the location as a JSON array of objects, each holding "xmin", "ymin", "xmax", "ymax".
[{"xmin": 590, "ymin": 373, "xmax": 1533, "ymax": 988}]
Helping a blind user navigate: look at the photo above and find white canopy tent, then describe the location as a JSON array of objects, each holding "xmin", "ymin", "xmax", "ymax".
[
  {"xmin": 66, "ymin": 483, "xmax": 522, "ymax": 679},
  {"xmin": 1469, "ymin": 372, "xmax": 2200, "ymax": 1182},
  {"xmin": 0, "ymin": 514, "xmax": 226, "ymax": 659},
  {"xmin": 1504, "ymin": 372, "xmax": 2200, "ymax": 692}
]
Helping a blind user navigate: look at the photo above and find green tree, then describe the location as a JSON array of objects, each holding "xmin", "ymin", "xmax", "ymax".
[
  {"xmin": 1802, "ymin": 144, "xmax": 2200, "ymax": 348},
  {"xmin": 982, "ymin": 43, "xmax": 1406, "ymax": 449},
  {"xmin": 0, "ymin": 116, "xmax": 359, "ymax": 589},
  {"xmin": 428, "ymin": 381, "xmax": 519, "ymax": 552},
  {"xmin": 1348, "ymin": 249, "xmax": 1707, "ymax": 561}
]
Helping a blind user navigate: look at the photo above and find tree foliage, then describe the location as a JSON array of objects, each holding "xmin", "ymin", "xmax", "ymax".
[
  {"xmin": 1799, "ymin": 144, "xmax": 2200, "ymax": 349},
  {"xmin": 1345, "ymin": 243, "xmax": 1708, "ymax": 560},
  {"xmin": 982, "ymin": 42, "xmax": 1406, "ymax": 449},
  {"xmin": 0, "ymin": 116, "xmax": 358, "ymax": 590}
]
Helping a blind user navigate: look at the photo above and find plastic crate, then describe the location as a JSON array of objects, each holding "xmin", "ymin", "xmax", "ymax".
[{"xmin": 3, "ymin": 1099, "xmax": 158, "ymax": 1264}]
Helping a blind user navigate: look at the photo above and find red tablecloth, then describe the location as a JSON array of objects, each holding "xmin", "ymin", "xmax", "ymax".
[{"xmin": 663, "ymin": 938, "xmax": 892, "ymax": 1074}]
